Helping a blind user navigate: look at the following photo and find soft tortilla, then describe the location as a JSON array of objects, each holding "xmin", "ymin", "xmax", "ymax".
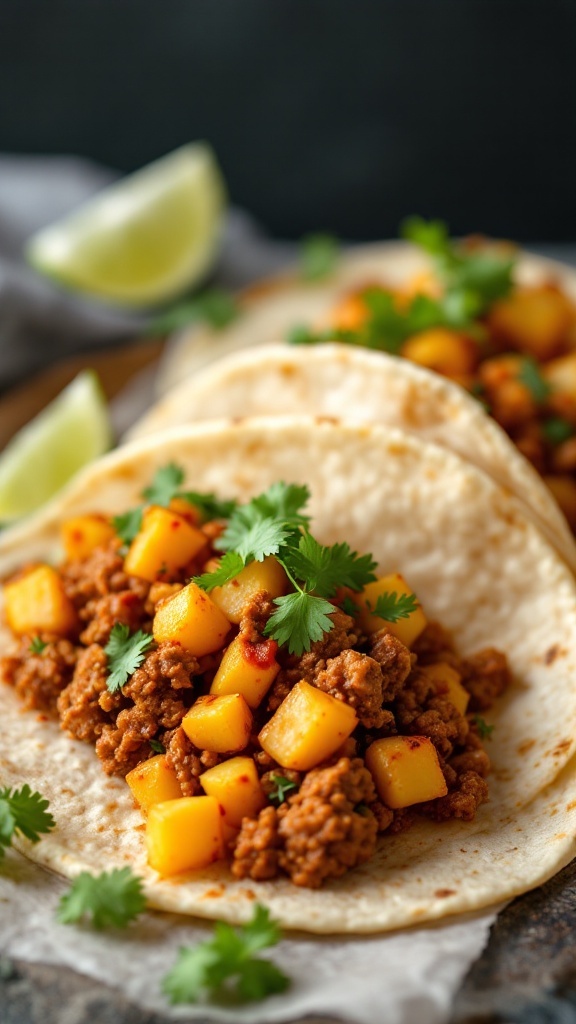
[
  {"xmin": 1, "ymin": 417, "xmax": 576, "ymax": 933},
  {"xmin": 128, "ymin": 343, "xmax": 576, "ymax": 574}
]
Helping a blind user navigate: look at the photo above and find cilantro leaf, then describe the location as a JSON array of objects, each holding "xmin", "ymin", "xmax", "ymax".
[
  {"xmin": 371, "ymin": 591, "xmax": 419, "ymax": 623},
  {"xmin": 287, "ymin": 324, "xmax": 357, "ymax": 346},
  {"xmin": 178, "ymin": 491, "xmax": 238, "ymax": 521},
  {"xmin": 518, "ymin": 357, "xmax": 552, "ymax": 404},
  {"xmin": 250, "ymin": 481, "xmax": 311, "ymax": 529},
  {"xmin": 113, "ymin": 507, "xmax": 143, "ymax": 545},
  {"xmin": 300, "ymin": 233, "xmax": 339, "ymax": 281},
  {"xmin": 473, "ymin": 716, "xmax": 495, "ymax": 740},
  {"xmin": 401, "ymin": 216, "xmax": 452, "ymax": 257},
  {"xmin": 542, "ymin": 417, "xmax": 575, "ymax": 445},
  {"xmin": 147, "ymin": 288, "xmax": 240, "ymax": 336},
  {"xmin": 29, "ymin": 636, "xmax": 47, "ymax": 654},
  {"xmin": 162, "ymin": 903, "xmax": 289, "ymax": 1004},
  {"xmin": 104, "ymin": 624, "xmax": 154, "ymax": 693},
  {"xmin": 57, "ymin": 867, "xmax": 146, "ymax": 929},
  {"xmin": 142, "ymin": 462, "xmax": 184, "ymax": 505},
  {"xmin": 220, "ymin": 513, "xmax": 290, "ymax": 563},
  {"xmin": 193, "ymin": 551, "xmax": 245, "ymax": 591},
  {"xmin": 150, "ymin": 739, "xmax": 166, "ymax": 754},
  {"xmin": 285, "ymin": 534, "xmax": 377, "ymax": 598},
  {"xmin": 340, "ymin": 595, "xmax": 360, "ymax": 617},
  {"xmin": 268, "ymin": 774, "xmax": 298, "ymax": 804},
  {"xmin": 265, "ymin": 591, "xmax": 336, "ymax": 655},
  {"xmin": 0, "ymin": 784, "xmax": 55, "ymax": 858}
]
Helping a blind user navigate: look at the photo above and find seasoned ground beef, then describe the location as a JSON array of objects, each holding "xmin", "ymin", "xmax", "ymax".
[
  {"xmin": 2, "ymin": 636, "xmax": 78, "ymax": 714},
  {"xmin": 268, "ymin": 610, "xmax": 361, "ymax": 711},
  {"xmin": 425, "ymin": 770, "xmax": 489, "ymax": 822},
  {"xmin": 79, "ymin": 591, "xmax": 149, "ymax": 646},
  {"xmin": 58, "ymin": 644, "xmax": 111, "ymax": 742},
  {"xmin": 232, "ymin": 805, "xmax": 283, "ymax": 880},
  {"xmin": 314, "ymin": 649, "xmax": 386, "ymax": 728},
  {"xmin": 62, "ymin": 542, "xmax": 149, "ymax": 612},
  {"xmin": 411, "ymin": 622, "xmax": 460, "ymax": 667},
  {"xmin": 367, "ymin": 628, "xmax": 413, "ymax": 701},
  {"xmin": 449, "ymin": 730, "xmax": 491, "ymax": 778},
  {"xmin": 144, "ymin": 582, "xmax": 183, "ymax": 617},
  {"xmin": 164, "ymin": 726, "xmax": 220, "ymax": 796},
  {"xmin": 238, "ymin": 591, "xmax": 275, "ymax": 643},
  {"xmin": 461, "ymin": 648, "xmax": 512, "ymax": 711},
  {"xmin": 259, "ymin": 768, "xmax": 302, "ymax": 799},
  {"xmin": 394, "ymin": 671, "xmax": 469, "ymax": 759}
]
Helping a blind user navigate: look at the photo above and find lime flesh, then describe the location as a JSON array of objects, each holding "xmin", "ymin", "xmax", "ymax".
[
  {"xmin": 26, "ymin": 144, "xmax": 226, "ymax": 307},
  {"xmin": 0, "ymin": 371, "xmax": 112, "ymax": 522}
]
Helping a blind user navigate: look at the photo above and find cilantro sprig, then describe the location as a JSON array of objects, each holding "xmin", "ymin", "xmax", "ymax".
[
  {"xmin": 147, "ymin": 288, "xmax": 240, "ymax": 336},
  {"xmin": 104, "ymin": 624, "xmax": 155, "ymax": 693},
  {"xmin": 300, "ymin": 233, "xmax": 340, "ymax": 281},
  {"xmin": 268, "ymin": 774, "xmax": 298, "ymax": 804},
  {"xmin": 57, "ymin": 867, "xmax": 146, "ymax": 929},
  {"xmin": 542, "ymin": 417, "xmax": 575, "ymax": 445},
  {"xmin": 518, "ymin": 357, "xmax": 552, "ymax": 404},
  {"xmin": 371, "ymin": 591, "xmax": 420, "ymax": 623},
  {"xmin": 194, "ymin": 483, "xmax": 376, "ymax": 655},
  {"xmin": 0, "ymin": 784, "xmax": 55, "ymax": 859},
  {"xmin": 162, "ymin": 904, "xmax": 290, "ymax": 1004},
  {"xmin": 29, "ymin": 636, "xmax": 48, "ymax": 654},
  {"xmin": 473, "ymin": 716, "xmax": 495, "ymax": 740}
]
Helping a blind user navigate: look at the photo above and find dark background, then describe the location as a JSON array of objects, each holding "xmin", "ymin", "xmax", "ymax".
[{"xmin": 0, "ymin": 0, "xmax": 575, "ymax": 241}]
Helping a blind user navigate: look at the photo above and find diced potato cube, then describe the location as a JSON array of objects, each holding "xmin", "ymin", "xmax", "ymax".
[
  {"xmin": 146, "ymin": 796, "xmax": 224, "ymax": 876},
  {"xmin": 259, "ymin": 680, "xmax": 358, "ymax": 771},
  {"xmin": 354, "ymin": 573, "xmax": 426, "ymax": 646},
  {"xmin": 210, "ymin": 556, "xmax": 288, "ymax": 624},
  {"xmin": 61, "ymin": 514, "xmax": 116, "ymax": 561},
  {"xmin": 420, "ymin": 662, "xmax": 469, "ymax": 715},
  {"xmin": 4, "ymin": 565, "xmax": 78, "ymax": 636},
  {"xmin": 200, "ymin": 756, "xmax": 266, "ymax": 832},
  {"xmin": 365, "ymin": 735, "xmax": 448, "ymax": 809},
  {"xmin": 126, "ymin": 754, "xmax": 182, "ymax": 812},
  {"xmin": 488, "ymin": 286, "xmax": 573, "ymax": 360},
  {"xmin": 124, "ymin": 505, "xmax": 206, "ymax": 582},
  {"xmin": 210, "ymin": 636, "xmax": 280, "ymax": 708},
  {"xmin": 168, "ymin": 496, "xmax": 202, "ymax": 526},
  {"xmin": 402, "ymin": 328, "xmax": 478, "ymax": 378},
  {"xmin": 182, "ymin": 694, "xmax": 252, "ymax": 753},
  {"xmin": 153, "ymin": 581, "xmax": 230, "ymax": 656},
  {"xmin": 545, "ymin": 351, "xmax": 576, "ymax": 401}
]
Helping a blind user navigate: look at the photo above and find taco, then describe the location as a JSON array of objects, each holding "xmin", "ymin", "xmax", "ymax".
[
  {"xmin": 150, "ymin": 235, "xmax": 576, "ymax": 534},
  {"xmin": 1, "ymin": 417, "xmax": 576, "ymax": 933}
]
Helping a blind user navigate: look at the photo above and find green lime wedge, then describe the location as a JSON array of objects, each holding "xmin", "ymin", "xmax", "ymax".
[
  {"xmin": 0, "ymin": 371, "xmax": 112, "ymax": 522},
  {"xmin": 26, "ymin": 144, "xmax": 226, "ymax": 307}
]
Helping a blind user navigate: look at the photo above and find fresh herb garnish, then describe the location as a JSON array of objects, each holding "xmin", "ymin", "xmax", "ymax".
[
  {"xmin": 517, "ymin": 357, "xmax": 552, "ymax": 404},
  {"xmin": 148, "ymin": 288, "xmax": 240, "ymax": 336},
  {"xmin": 29, "ymin": 635, "xmax": 47, "ymax": 655},
  {"xmin": 113, "ymin": 507, "xmax": 143, "ymax": 546},
  {"xmin": 178, "ymin": 491, "xmax": 238, "ymax": 522},
  {"xmin": 287, "ymin": 324, "xmax": 357, "ymax": 346},
  {"xmin": 300, "ymin": 233, "xmax": 340, "ymax": 281},
  {"xmin": 268, "ymin": 774, "xmax": 298, "ymax": 804},
  {"xmin": 340, "ymin": 595, "xmax": 360, "ymax": 618},
  {"xmin": 473, "ymin": 716, "xmax": 495, "ymax": 740},
  {"xmin": 194, "ymin": 483, "xmax": 376, "ymax": 655},
  {"xmin": 142, "ymin": 462, "xmax": 185, "ymax": 505},
  {"xmin": 57, "ymin": 867, "xmax": 146, "ymax": 928},
  {"xmin": 0, "ymin": 784, "xmax": 55, "ymax": 859},
  {"xmin": 104, "ymin": 624, "xmax": 154, "ymax": 693},
  {"xmin": 150, "ymin": 738, "xmax": 166, "ymax": 755},
  {"xmin": 162, "ymin": 903, "xmax": 290, "ymax": 1004},
  {"xmin": 542, "ymin": 417, "xmax": 575, "ymax": 445},
  {"xmin": 371, "ymin": 591, "xmax": 419, "ymax": 623}
]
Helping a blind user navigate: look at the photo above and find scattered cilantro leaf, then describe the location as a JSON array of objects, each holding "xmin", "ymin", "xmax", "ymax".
[
  {"xmin": 57, "ymin": 867, "xmax": 146, "ymax": 929},
  {"xmin": 401, "ymin": 216, "xmax": 452, "ymax": 257},
  {"xmin": 264, "ymin": 590, "xmax": 336, "ymax": 655},
  {"xmin": 542, "ymin": 417, "xmax": 575, "ymax": 445},
  {"xmin": 268, "ymin": 774, "xmax": 298, "ymax": 804},
  {"xmin": 104, "ymin": 624, "xmax": 154, "ymax": 693},
  {"xmin": 300, "ymin": 233, "xmax": 340, "ymax": 281},
  {"xmin": 178, "ymin": 491, "xmax": 238, "ymax": 521},
  {"xmin": 285, "ymin": 533, "xmax": 377, "ymax": 598},
  {"xmin": 0, "ymin": 784, "xmax": 55, "ymax": 859},
  {"xmin": 371, "ymin": 591, "xmax": 419, "ymax": 623},
  {"xmin": 142, "ymin": 462, "xmax": 185, "ymax": 505},
  {"xmin": 340, "ymin": 595, "xmax": 360, "ymax": 618},
  {"xmin": 193, "ymin": 551, "xmax": 245, "ymax": 592},
  {"xmin": 150, "ymin": 739, "xmax": 166, "ymax": 754},
  {"xmin": 473, "ymin": 716, "xmax": 495, "ymax": 740},
  {"xmin": 162, "ymin": 903, "xmax": 289, "ymax": 1004},
  {"xmin": 287, "ymin": 324, "xmax": 357, "ymax": 346},
  {"xmin": 113, "ymin": 507, "xmax": 143, "ymax": 545},
  {"xmin": 148, "ymin": 288, "xmax": 240, "ymax": 336},
  {"xmin": 518, "ymin": 357, "xmax": 552, "ymax": 404},
  {"xmin": 29, "ymin": 636, "xmax": 47, "ymax": 654}
]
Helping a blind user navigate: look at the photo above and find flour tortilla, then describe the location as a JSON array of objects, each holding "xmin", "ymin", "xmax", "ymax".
[
  {"xmin": 1, "ymin": 417, "xmax": 576, "ymax": 933},
  {"xmin": 128, "ymin": 343, "xmax": 576, "ymax": 574}
]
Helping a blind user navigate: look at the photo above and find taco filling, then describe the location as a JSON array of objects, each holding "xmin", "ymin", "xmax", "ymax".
[{"xmin": 1, "ymin": 468, "xmax": 511, "ymax": 890}]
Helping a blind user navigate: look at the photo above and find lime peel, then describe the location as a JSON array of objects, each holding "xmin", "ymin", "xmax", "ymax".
[{"xmin": 0, "ymin": 370, "xmax": 112, "ymax": 522}]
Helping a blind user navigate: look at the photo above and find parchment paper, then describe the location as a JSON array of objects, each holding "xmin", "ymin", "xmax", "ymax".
[{"xmin": 0, "ymin": 848, "xmax": 498, "ymax": 1024}]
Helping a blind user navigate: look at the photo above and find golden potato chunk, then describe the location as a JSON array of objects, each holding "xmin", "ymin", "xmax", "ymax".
[
  {"xmin": 210, "ymin": 635, "xmax": 280, "ymax": 708},
  {"xmin": 182, "ymin": 693, "xmax": 253, "ymax": 753},
  {"xmin": 420, "ymin": 662, "xmax": 469, "ymax": 715},
  {"xmin": 365, "ymin": 735, "xmax": 448, "ymax": 809},
  {"xmin": 488, "ymin": 286, "xmax": 573, "ymax": 360},
  {"xmin": 153, "ymin": 581, "xmax": 231, "ymax": 656},
  {"xmin": 126, "ymin": 754, "xmax": 182, "ymax": 812},
  {"xmin": 259, "ymin": 679, "xmax": 358, "ymax": 771},
  {"xmin": 146, "ymin": 796, "xmax": 224, "ymax": 876},
  {"xmin": 124, "ymin": 505, "xmax": 206, "ymax": 582},
  {"xmin": 402, "ymin": 328, "xmax": 478, "ymax": 378},
  {"xmin": 200, "ymin": 756, "xmax": 266, "ymax": 833},
  {"xmin": 4, "ymin": 565, "xmax": 78, "ymax": 636},
  {"xmin": 210, "ymin": 556, "xmax": 288, "ymax": 624},
  {"xmin": 354, "ymin": 573, "xmax": 426, "ymax": 647},
  {"xmin": 61, "ymin": 514, "xmax": 116, "ymax": 561}
]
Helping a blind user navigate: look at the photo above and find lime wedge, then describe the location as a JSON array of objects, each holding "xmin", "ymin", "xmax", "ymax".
[
  {"xmin": 0, "ymin": 371, "xmax": 112, "ymax": 522},
  {"xmin": 26, "ymin": 144, "xmax": 226, "ymax": 306}
]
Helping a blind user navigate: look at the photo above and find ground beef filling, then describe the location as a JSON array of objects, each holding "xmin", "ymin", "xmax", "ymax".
[{"xmin": 3, "ymin": 636, "xmax": 78, "ymax": 714}]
